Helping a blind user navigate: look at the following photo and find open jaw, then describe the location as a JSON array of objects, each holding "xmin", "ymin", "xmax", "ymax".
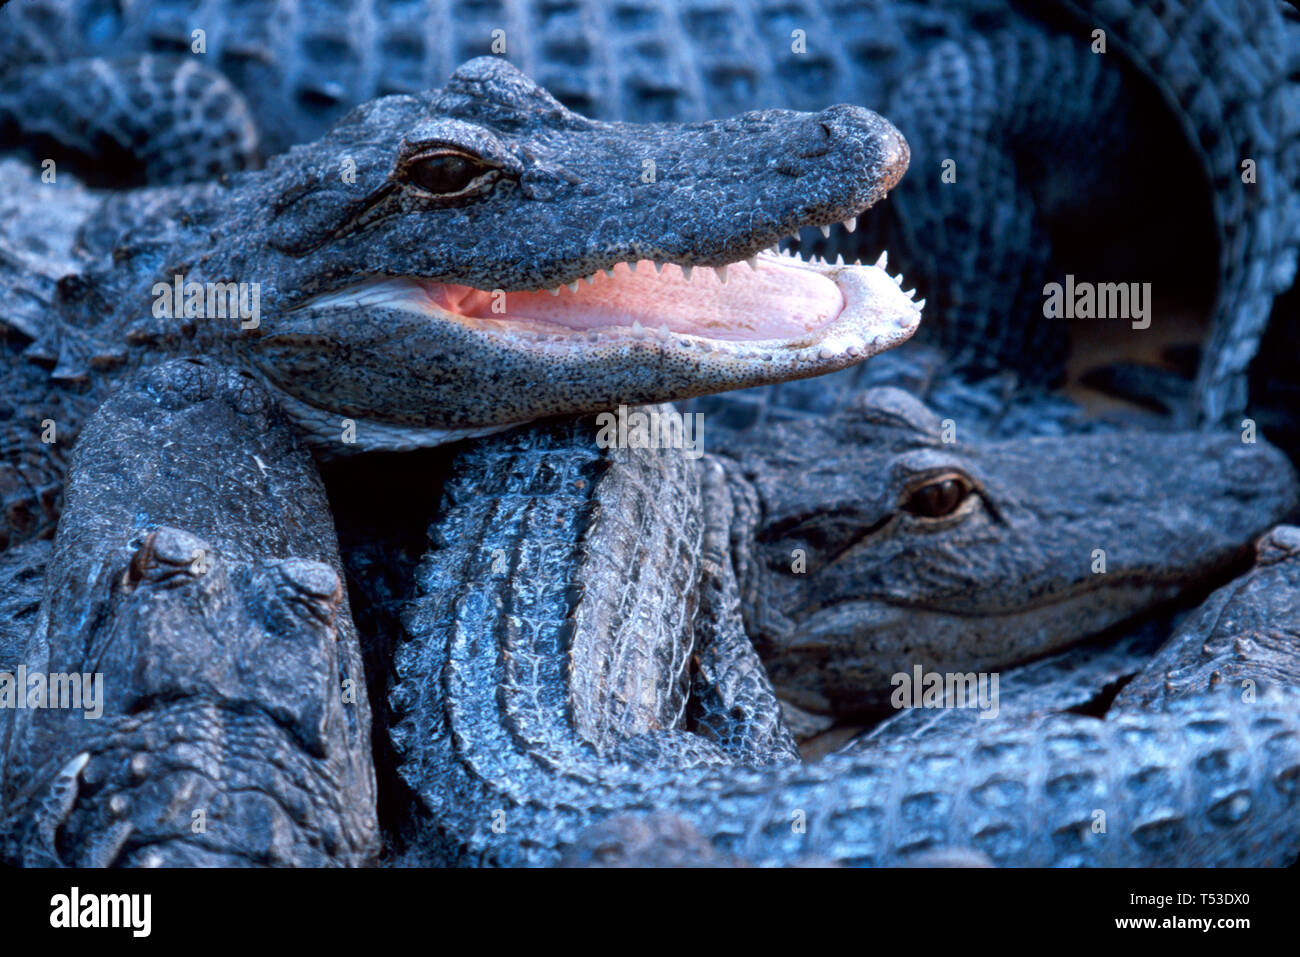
[{"xmin": 303, "ymin": 247, "xmax": 924, "ymax": 369}]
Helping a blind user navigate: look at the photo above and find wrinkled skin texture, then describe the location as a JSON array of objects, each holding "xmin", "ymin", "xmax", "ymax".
[
  {"xmin": 1, "ymin": 1, "xmax": 1298, "ymax": 867},
  {"xmin": 2, "ymin": 374, "xmax": 1296, "ymax": 864},
  {"xmin": 0, "ymin": 359, "xmax": 378, "ymax": 866}
]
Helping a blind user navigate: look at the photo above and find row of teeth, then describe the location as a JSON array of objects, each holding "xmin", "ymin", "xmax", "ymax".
[
  {"xmin": 540, "ymin": 215, "xmax": 866, "ymax": 295},
  {"xmin": 544, "ymin": 255, "xmax": 761, "ymax": 294},
  {"xmin": 499, "ymin": 249, "xmax": 920, "ymax": 355}
]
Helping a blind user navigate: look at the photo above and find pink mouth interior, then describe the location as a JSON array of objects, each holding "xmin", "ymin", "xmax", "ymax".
[{"xmin": 419, "ymin": 259, "xmax": 845, "ymax": 341}]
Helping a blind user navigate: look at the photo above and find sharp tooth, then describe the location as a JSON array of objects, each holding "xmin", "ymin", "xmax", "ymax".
[
  {"xmin": 835, "ymin": 254, "xmax": 845, "ymax": 266},
  {"xmin": 914, "ymin": 298, "xmax": 927, "ymax": 310},
  {"xmin": 874, "ymin": 250, "xmax": 888, "ymax": 269},
  {"xmin": 819, "ymin": 225, "xmax": 831, "ymax": 238},
  {"xmin": 746, "ymin": 256, "xmax": 759, "ymax": 271},
  {"xmin": 657, "ymin": 323, "xmax": 671, "ymax": 338},
  {"xmin": 549, "ymin": 287, "xmax": 561, "ymax": 296},
  {"xmin": 717, "ymin": 264, "xmax": 729, "ymax": 283},
  {"xmin": 903, "ymin": 288, "xmax": 915, "ymax": 298},
  {"xmin": 843, "ymin": 216, "xmax": 858, "ymax": 233},
  {"xmin": 603, "ymin": 267, "xmax": 616, "ymax": 278},
  {"xmin": 653, "ymin": 261, "xmax": 665, "ymax": 275},
  {"xmin": 769, "ymin": 244, "xmax": 780, "ymax": 255},
  {"xmin": 631, "ymin": 320, "xmax": 645, "ymax": 337},
  {"xmin": 894, "ymin": 273, "xmax": 904, "ymax": 286},
  {"xmin": 568, "ymin": 281, "xmax": 580, "ymax": 293},
  {"xmin": 585, "ymin": 274, "xmax": 597, "ymax": 285},
  {"xmin": 628, "ymin": 261, "xmax": 638, "ymax": 273},
  {"xmin": 682, "ymin": 265, "xmax": 694, "ymax": 282}
]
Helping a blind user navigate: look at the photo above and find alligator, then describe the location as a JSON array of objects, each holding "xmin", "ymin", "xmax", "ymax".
[
  {"xmin": 377, "ymin": 386, "xmax": 1299, "ymax": 866},
  {"xmin": 1117, "ymin": 524, "xmax": 1300, "ymax": 709},
  {"xmin": 4, "ymin": 365, "xmax": 1296, "ymax": 866},
  {"xmin": 0, "ymin": 359, "xmax": 379, "ymax": 866},
  {"xmin": 0, "ymin": 56, "xmax": 921, "ymax": 551},
  {"xmin": 0, "ymin": 5, "xmax": 1296, "ymax": 867},
  {"xmin": 3, "ymin": 0, "xmax": 1297, "ymax": 425}
]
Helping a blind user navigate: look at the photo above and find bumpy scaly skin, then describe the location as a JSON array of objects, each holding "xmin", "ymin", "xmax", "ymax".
[
  {"xmin": 389, "ymin": 399, "xmax": 1300, "ymax": 866},
  {"xmin": 0, "ymin": 58, "xmax": 917, "ymax": 550},
  {"xmin": 1117, "ymin": 525, "xmax": 1300, "ymax": 708},
  {"xmin": 4, "ymin": 0, "xmax": 1296, "ymax": 419},
  {"xmin": 0, "ymin": 358, "xmax": 378, "ymax": 866},
  {"xmin": 0, "ymin": 54, "xmax": 260, "ymax": 186}
]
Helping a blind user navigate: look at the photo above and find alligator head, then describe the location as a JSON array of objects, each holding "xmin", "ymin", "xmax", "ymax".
[
  {"xmin": 0, "ymin": 360, "xmax": 378, "ymax": 866},
  {"xmin": 111, "ymin": 57, "xmax": 917, "ymax": 450},
  {"xmin": 724, "ymin": 388, "xmax": 1300, "ymax": 715}
]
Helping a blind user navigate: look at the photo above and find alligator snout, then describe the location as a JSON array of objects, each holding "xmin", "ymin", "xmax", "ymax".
[{"xmin": 1206, "ymin": 435, "xmax": 1299, "ymax": 517}]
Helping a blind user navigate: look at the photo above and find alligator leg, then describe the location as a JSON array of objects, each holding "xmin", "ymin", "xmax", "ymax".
[
  {"xmin": 0, "ymin": 357, "xmax": 378, "ymax": 866},
  {"xmin": 0, "ymin": 54, "xmax": 259, "ymax": 186}
]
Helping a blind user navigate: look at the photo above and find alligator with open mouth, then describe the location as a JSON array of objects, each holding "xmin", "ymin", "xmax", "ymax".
[
  {"xmin": 3, "ymin": 0, "xmax": 1296, "ymax": 424},
  {"xmin": 0, "ymin": 56, "xmax": 919, "ymax": 553}
]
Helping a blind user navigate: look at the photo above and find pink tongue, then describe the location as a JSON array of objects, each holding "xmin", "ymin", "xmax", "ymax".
[{"xmin": 428, "ymin": 260, "xmax": 844, "ymax": 340}]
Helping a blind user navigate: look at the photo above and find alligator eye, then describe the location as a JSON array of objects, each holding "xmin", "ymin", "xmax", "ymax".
[
  {"xmin": 902, "ymin": 474, "xmax": 971, "ymax": 518},
  {"xmin": 404, "ymin": 150, "xmax": 493, "ymax": 196}
]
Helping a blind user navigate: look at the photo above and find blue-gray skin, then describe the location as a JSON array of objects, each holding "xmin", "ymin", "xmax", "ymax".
[
  {"xmin": 1117, "ymin": 525, "xmax": 1300, "ymax": 708},
  {"xmin": 2, "ymin": 0, "xmax": 1296, "ymax": 424},
  {"xmin": 2, "ymin": 375, "xmax": 1295, "ymax": 866},
  {"xmin": 0, "ymin": 359, "xmax": 378, "ymax": 866},
  {"xmin": 0, "ymin": 57, "xmax": 919, "ymax": 549},
  {"xmin": 385, "ymin": 390, "xmax": 1300, "ymax": 867}
]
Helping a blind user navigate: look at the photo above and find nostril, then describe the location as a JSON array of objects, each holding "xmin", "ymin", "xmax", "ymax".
[{"xmin": 792, "ymin": 118, "xmax": 834, "ymax": 159}]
